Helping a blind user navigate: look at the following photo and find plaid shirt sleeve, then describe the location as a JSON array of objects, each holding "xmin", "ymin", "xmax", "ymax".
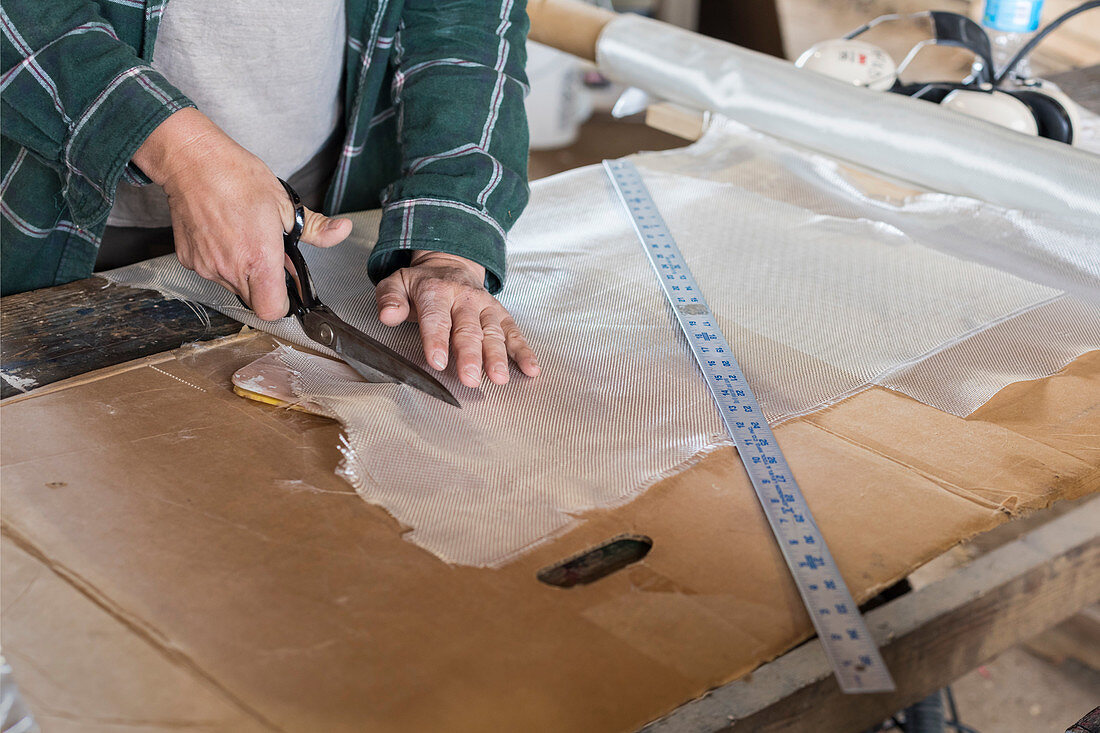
[
  {"xmin": 1, "ymin": 1, "xmax": 193, "ymax": 229},
  {"xmin": 366, "ymin": 0, "xmax": 530, "ymax": 294}
]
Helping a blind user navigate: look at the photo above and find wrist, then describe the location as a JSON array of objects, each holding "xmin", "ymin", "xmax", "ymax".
[
  {"xmin": 131, "ymin": 107, "xmax": 223, "ymax": 187},
  {"xmin": 410, "ymin": 250, "xmax": 486, "ymax": 283}
]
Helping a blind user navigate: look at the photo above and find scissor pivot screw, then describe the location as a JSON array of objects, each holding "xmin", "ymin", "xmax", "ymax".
[{"xmin": 318, "ymin": 323, "xmax": 335, "ymax": 346}]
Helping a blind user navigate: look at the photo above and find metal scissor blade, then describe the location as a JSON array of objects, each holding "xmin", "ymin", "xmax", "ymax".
[
  {"xmin": 304, "ymin": 310, "xmax": 460, "ymax": 408},
  {"xmin": 338, "ymin": 338, "xmax": 461, "ymax": 408}
]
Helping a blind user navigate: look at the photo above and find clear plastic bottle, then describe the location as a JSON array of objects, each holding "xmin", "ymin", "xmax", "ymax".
[{"xmin": 976, "ymin": 0, "xmax": 1044, "ymax": 80}]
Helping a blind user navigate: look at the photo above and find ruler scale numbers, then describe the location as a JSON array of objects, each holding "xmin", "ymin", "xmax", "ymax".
[{"xmin": 604, "ymin": 159, "xmax": 895, "ymax": 694}]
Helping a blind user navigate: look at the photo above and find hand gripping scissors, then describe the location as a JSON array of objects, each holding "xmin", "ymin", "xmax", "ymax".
[{"xmin": 243, "ymin": 179, "xmax": 460, "ymax": 407}]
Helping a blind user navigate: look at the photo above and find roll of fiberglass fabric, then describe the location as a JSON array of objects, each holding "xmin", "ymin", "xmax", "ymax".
[{"xmin": 596, "ymin": 14, "xmax": 1100, "ymax": 222}]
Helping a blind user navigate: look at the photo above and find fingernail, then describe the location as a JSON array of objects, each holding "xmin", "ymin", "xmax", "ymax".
[
  {"xmin": 325, "ymin": 218, "xmax": 346, "ymax": 230},
  {"xmin": 493, "ymin": 365, "xmax": 507, "ymax": 378},
  {"xmin": 432, "ymin": 351, "xmax": 447, "ymax": 369},
  {"xmin": 464, "ymin": 366, "xmax": 481, "ymax": 383}
]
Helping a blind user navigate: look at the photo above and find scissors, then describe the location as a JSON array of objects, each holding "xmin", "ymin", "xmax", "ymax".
[{"xmin": 238, "ymin": 179, "xmax": 460, "ymax": 407}]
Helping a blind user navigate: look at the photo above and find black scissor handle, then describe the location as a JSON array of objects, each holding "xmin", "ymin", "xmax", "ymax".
[
  {"xmin": 234, "ymin": 178, "xmax": 319, "ymax": 318},
  {"xmin": 277, "ymin": 178, "xmax": 322, "ymax": 317},
  {"xmin": 279, "ymin": 178, "xmax": 304, "ymax": 241}
]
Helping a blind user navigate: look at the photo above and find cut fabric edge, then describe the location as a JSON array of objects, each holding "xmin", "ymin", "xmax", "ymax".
[
  {"xmin": 330, "ymin": 419, "xmax": 738, "ymax": 568},
  {"xmin": 878, "ymin": 295, "xmax": 1100, "ymax": 418},
  {"xmin": 272, "ymin": 334, "xmax": 740, "ymax": 567},
  {"xmin": 764, "ymin": 296, "xmax": 1100, "ymax": 426}
]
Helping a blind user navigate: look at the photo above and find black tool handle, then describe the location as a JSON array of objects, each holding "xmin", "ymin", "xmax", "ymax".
[{"xmin": 234, "ymin": 178, "xmax": 318, "ymax": 319}]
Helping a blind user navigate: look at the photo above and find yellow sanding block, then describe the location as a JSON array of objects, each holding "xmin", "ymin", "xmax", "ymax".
[{"xmin": 231, "ymin": 347, "xmax": 362, "ymax": 417}]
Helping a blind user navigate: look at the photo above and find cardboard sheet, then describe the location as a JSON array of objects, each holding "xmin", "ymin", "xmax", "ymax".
[{"xmin": 2, "ymin": 333, "xmax": 1096, "ymax": 732}]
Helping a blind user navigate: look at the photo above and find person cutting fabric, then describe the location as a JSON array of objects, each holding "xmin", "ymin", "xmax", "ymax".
[{"xmin": 1, "ymin": 0, "xmax": 541, "ymax": 388}]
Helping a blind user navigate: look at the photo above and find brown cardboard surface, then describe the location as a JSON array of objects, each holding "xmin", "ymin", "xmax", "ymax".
[
  {"xmin": 1, "ymin": 334, "xmax": 1097, "ymax": 732},
  {"xmin": 0, "ymin": 536, "xmax": 271, "ymax": 733}
]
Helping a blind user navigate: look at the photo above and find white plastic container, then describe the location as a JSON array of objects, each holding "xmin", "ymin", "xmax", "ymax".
[{"xmin": 524, "ymin": 41, "xmax": 593, "ymax": 150}]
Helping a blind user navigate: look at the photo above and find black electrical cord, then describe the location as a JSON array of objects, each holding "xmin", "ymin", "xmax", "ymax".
[
  {"xmin": 872, "ymin": 687, "xmax": 984, "ymax": 733},
  {"xmin": 945, "ymin": 685, "xmax": 962, "ymax": 721},
  {"xmin": 995, "ymin": 0, "xmax": 1100, "ymax": 85},
  {"xmin": 943, "ymin": 686, "xmax": 983, "ymax": 733}
]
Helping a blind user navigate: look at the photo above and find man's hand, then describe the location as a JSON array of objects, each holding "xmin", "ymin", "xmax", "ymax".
[
  {"xmin": 375, "ymin": 251, "xmax": 540, "ymax": 388},
  {"xmin": 133, "ymin": 108, "xmax": 352, "ymax": 321}
]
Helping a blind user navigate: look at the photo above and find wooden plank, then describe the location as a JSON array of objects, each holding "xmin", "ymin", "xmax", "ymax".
[
  {"xmin": 1023, "ymin": 603, "xmax": 1100, "ymax": 670},
  {"xmin": 645, "ymin": 103, "xmax": 709, "ymax": 142},
  {"xmin": 529, "ymin": 112, "xmax": 686, "ymax": 180},
  {"xmin": 642, "ymin": 498, "xmax": 1100, "ymax": 732},
  {"xmin": 0, "ymin": 277, "xmax": 240, "ymax": 399}
]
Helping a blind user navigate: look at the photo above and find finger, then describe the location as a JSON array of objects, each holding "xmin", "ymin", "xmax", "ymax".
[
  {"xmin": 480, "ymin": 308, "xmax": 510, "ymax": 385},
  {"xmin": 192, "ymin": 264, "xmax": 244, "ymax": 305},
  {"xmin": 172, "ymin": 228, "xmax": 195, "ymax": 270},
  {"xmin": 175, "ymin": 247, "xmax": 194, "ymax": 270},
  {"xmin": 413, "ymin": 289, "xmax": 452, "ymax": 371},
  {"xmin": 299, "ymin": 207, "xmax": 352, "ymax": 248},
  {"xmin": 212, "ymin": 273, "xmax": 243, "ymax": 302},
  {"xmin": 450, "ymin": 300, "xmax": 485, "ymax": 388},
  {"xmin": 502, "ymin": 316, "xmax": 540, "ymax": 378},
  {"xmin": 244, "ymin": 256, "xmax": 291, "ymax": 321},
  {"xmin": 375, "ymin": 274, "xmax": 412, "ymax": 327}
]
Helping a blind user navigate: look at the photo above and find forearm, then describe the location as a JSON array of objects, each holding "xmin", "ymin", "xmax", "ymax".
[
  {"xmin": 131, "ymin": 108, "xmax": 222, "ymax": 187},
  {"xmin": 367, "ymin": 0, "xmax": 531, "ymax": 294},
  {"xmin": 1, "ymin": 0, "xmax": 194, "ymax": 226}
]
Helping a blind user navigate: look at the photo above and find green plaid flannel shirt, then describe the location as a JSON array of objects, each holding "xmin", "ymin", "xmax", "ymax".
[{"xmin": 0, "ymin": 0, "xmax": 529, "ymax": 296}]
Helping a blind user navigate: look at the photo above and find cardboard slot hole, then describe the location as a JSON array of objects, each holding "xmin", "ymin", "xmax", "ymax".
[{"xmin": 536, "ymin": 535, "xmax": 653, "ymax": 588}]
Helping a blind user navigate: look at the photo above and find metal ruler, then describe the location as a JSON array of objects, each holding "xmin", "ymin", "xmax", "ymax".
[{"xmin": 604, "ymin": 158, "xmax": 895, "ymax": 694}]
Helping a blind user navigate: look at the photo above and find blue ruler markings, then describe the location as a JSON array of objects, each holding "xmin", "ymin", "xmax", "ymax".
[{"xmin": 604, "ymin": 158, "xmax": 894, "ymax": 694}]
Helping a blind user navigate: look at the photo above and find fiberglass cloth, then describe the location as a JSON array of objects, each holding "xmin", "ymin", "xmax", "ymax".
[
  {"xmin": 597, "ymin": 13, "xmax": 1100, "ymax": 222},
  {"xmin": 106, "ymin": 123, "xmax": 1100, "ymax": 566}
]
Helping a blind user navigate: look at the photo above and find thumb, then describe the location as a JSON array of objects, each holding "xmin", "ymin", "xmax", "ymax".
[
  {"xmin": 299, "ymin": 207, "xmax": 352, "ymax": 248},
  {"xmin": 375, "ymin": 273, "xmax": 412, "ymax": 326}
]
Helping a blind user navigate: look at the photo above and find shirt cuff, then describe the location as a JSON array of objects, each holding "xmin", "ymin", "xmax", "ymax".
[
  {"xmin": 63, "ymin": 66, "xmax": 193, "ymax": 227},
  {"xmin": 368, "ymin": 198, "xmax": 508, "ymax": 294}
]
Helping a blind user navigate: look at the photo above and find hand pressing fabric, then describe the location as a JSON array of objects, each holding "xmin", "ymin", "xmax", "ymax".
[
  {"xmin": 375, "ymin": 251, "xmax": 541, "ymax": 388},
  {"xmin": 133, "ymin": 108, "xmax": 353, "ymax": 321},
  {"xmin": 135, "ymin": 108, "xmax": 538, "ymax": 387}
]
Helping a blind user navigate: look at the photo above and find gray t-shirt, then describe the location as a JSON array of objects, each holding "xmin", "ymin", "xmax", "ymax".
[{"xmin": 109, "ymin": 0, "xmax": 346, "ymax": 227}]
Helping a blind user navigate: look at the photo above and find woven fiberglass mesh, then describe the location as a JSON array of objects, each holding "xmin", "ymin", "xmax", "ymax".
[{"xmin": 105, "ymin": 124, "xmax": 1099, "ymax": 565}]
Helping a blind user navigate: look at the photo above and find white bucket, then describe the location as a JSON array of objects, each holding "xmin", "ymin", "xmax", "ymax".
[{"xmin": 525, "ymin": 41, "xmax": 593, "ymax": 150}]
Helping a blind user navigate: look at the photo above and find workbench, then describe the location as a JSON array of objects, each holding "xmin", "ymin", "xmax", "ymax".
[
  {"xmin": 1, "ymin": 68, "xmax": 1098, "ymax": 733},
  {"xmin": 3, "ymin": 251, "xmax": 1097, "ymax": 733}
]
